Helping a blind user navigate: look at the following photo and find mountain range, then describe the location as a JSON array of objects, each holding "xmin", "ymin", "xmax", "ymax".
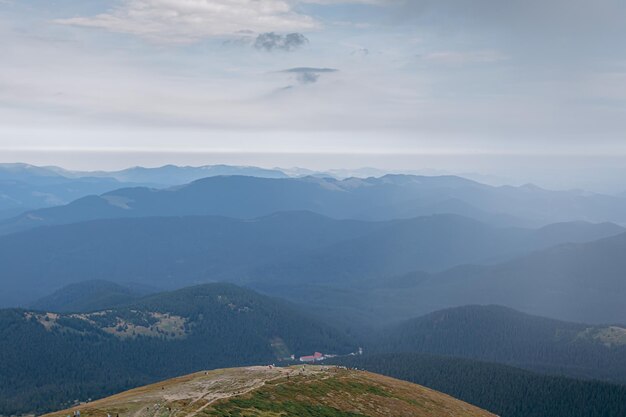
[
  {"xmin": 52, "ymin": 163, "xmax": 290, "ymax": 185},
  {"xmin": 3, "ymin": 164, "xmax": 626, "ymax": 417},
  {"xmin": 250, "ymin": 226, "xmax": 626, "ymax": 326},
  {"xmin": 0, "ymin": 211, "xmax": 621, "ymax": 308},
  {"xmin": 4, "ymin": 281, "xmax": 626, "ymax": 416},
  {"xmin": 386, "ymin": 231, "xmax": 626, "ymax": 324},
  {"xmin": 0, "ymin": 164, "xmax": 289, "ymax": 221},
  {"xmin": 0, "ymin": 164, "xmax": 133, "ymax": 220},
  {"xmin": 4, "ymin": 173, "xmax": 626, "ymax": 237}
]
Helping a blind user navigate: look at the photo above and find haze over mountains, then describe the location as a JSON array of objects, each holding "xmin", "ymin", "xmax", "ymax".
[
  {"xmin": 0, "ymin": 164, "xmax": 129, "ymax": 220},
  {"xmin": 4, "ymin": 170, "xmax": 626, "ymax": 236},
  {"xmin": 267, "ymin": 229, "xmax": 626, "ymax": 326},
  {"xmin": 0, "ymin": 163, "xmax": 292, "ymax": 221},
  {"xmin": 2, "ymin": 163, "xmax": 626, "ymax": 416},
  {"xmin": 0, "ymin": 211, "xmax": 622, "ymax": 309},
  {"xmin": 5, "ymin": 282, "xmax": 626, "ymax": 417},
  {"xmin": 5, "ymin": 0, "xmax": 626, "ymax": 413},
  {"xmin": 386, "ymin": 232, "xmax": 626, "ymax": 324},
  {"xmin": 2, "ymin": 164, "xmax": 626, "ymax": 324}
]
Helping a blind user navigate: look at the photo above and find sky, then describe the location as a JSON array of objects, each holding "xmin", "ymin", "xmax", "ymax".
[{"xmin": 1, "ymin": 0, "xmax": 626, "ymax": 191}]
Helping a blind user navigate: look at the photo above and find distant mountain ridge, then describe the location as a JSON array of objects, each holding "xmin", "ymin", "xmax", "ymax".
[
  {"xmin": 243, "ymin": 215, "xmax": 624, "ymax": 285},
  {"xmin": 3, "ymin": 173, "xmax": 626, "ymax": 236},
  {"xmin": 0, "ymin": 163, "xmax": 138, "ymax": 220},
  {"xmin": 395, "ymin": 231, "xmax": 626, "ymax": 324},
  {"xmin": 0, "ymin": 163, "xmax": 290, "ymax": 221},
  {"xmin": 260, "ymin": 228, "xmax": 626, "ymax": 326},
  {"xmin": 0, "ymin": 211, "xmax": 621, "ymax": 308},
  {"xmin": 0, "ymin": 211, "xmax": 382, "ymax": 306},
  {"xmin": 53, "ymin": 164, "xmax": 290, "ymax": 185}
]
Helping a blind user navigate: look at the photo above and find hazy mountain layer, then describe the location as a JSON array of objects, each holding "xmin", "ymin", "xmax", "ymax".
[
  {"xmin": 0, "ymin": 212, "xmax": 621, "ymax": 307},
  {"xmin": 0, "ymin": 164, "xmax": 290, "ymax": 221},
  {"xmin": 4, "ymin": 174, "xmax": 626, "ymax": 235},
  {"xmin": 258, "ymin": 229, "xmax": 626, "ymax": 326}
]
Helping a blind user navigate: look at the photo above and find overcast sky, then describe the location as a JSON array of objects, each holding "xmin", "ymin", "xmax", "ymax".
[{"xmin": 2, "ymin": 1, "xmax": 626, "ymax": 191}]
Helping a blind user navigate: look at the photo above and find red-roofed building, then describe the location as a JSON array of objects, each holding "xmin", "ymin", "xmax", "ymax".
[{"xmin": 299, "ymin": 352, "xmax": 324, "ymax": 362}]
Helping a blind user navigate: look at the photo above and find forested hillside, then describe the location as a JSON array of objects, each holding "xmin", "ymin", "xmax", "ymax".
[
  {"xmin": 0, "ymin": 284, "xmax": 355, "ymax": 415},
  {"xmin": 30, "ymin": 280, "xmax": 152, "ymax": 312},
  {"xmin": 371, "ymin": 305, "xmax": 626, "ymax": 382},
  {"xmin": 333, "ymin": 353, "xmax": 626, "ymax": 417}
]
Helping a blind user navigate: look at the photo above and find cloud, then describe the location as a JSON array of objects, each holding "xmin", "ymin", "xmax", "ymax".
[
  {"xmin": 351, "ymin": 48, "xmax": 370, "ymax": 57},
  {"xmin": 281, "ymin": 67, "xmax": 339, "ymax": 84},
  {"xmin": 254, "ymin": 32, "xmax": 309, "ymax": 52},
  {"xmin": 56, "ymin": 0, "xmax": 318, "ymax": 42},
  {"xmin": 419, "ymin": 51, "xmax": 507, "ymax": 66},
  {"xmin": 390, "ymin": 0, "xmax": 626, "ymax": 65}
]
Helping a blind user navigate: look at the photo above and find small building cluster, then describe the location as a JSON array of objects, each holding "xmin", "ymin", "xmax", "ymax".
[
  {"xmin": 298, "ymin": 347, "xmax": 363, "ymax": 363},
  {"xmin": 299, "ymin": 352, "xmax": 324, "ymax": 363}
]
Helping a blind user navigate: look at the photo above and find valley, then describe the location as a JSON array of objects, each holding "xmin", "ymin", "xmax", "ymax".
[{"xmin": 4, "ymin": 1, "xmax": 626, "ymax": 414}]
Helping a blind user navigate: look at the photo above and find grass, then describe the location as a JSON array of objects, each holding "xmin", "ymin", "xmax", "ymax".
[
  {"xmin": 41, "ymin": 366, "xmax": 495, "ymax": 417},
  {"xmin": 205, "ymin": 372, "xmax": 402, "ymax": 417}
]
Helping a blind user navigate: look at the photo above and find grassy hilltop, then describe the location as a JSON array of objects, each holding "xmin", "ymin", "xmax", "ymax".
[{"xmin": 42, "ymin": 366, "xmax": 495, "ymax": 417}]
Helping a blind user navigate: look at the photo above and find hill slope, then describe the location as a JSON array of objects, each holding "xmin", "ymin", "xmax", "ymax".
[
  {"xmin": 0, "ymin": 284, "xmax": 356, "ymax": 415},
  {"xmin": 0, "ymin": 212, "xmax": 383, "ymax": 306},
  {"xmin": 41, "ymin": 366, "xmax": 495, "ymax": 417},
  {"xmin": 399, "ymin": 231, "xmax": 626, "ymax": 324},
  {"xmin": 0, "ymin": 211, "xmax": 621, "ymax": 308},
  {"xmin": 374, "ymin": 305, "xmax": 626, "ymax": 382},
  {"xmin": 270, "ymin": 230, "xmax": 626, "ymax": 326},
  {"xmin": 244, "ymin": 216, "xmax": 623, "ymax": 286},
  {"xmin": 333, "ymin": 354, "xmax": 626, "ymax": 417},
  {"xmin": 29, "ymin": 280, "xmax": 153, "ymax": 313}
]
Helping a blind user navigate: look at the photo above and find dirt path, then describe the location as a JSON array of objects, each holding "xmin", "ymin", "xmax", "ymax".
[
  {"xmin": 42, "ymin": 366, "xmax": 328, "ymax": 417},
  {"xmin": 178, "ymin": 367, "xmax": 299, "ymax": 417}
]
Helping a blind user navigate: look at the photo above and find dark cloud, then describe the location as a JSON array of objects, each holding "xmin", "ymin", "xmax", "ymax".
[
  {"xmin": 281, "ymin": 67, "xmax": 339, "ymax": 84},
  {"xmin": 254, "ymin": 32, "xmax": 309, "ymax": 52},
  {"xmin": 351, "ymin": 48, "xmax": 370, "ymax": 56}
]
